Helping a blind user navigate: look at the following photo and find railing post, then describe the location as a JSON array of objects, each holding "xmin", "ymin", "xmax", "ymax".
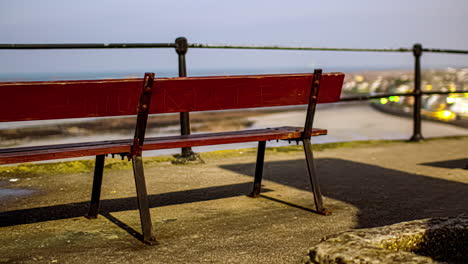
[
  {"xmin": 410, "ymin": 43, "xmax": 424, "ymax": 142},
  {"xmin": 175, "ymin": 37, "xmax": 194, "ymax": 156}
]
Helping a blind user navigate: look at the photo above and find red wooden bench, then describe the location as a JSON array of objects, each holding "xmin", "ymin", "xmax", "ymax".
[{"xmin": 0, "ymin": 70, "xmax": 344, "ymax": 244}]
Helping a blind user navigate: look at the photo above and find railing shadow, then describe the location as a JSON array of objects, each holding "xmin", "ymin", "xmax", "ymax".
[{"xmin": 220, "ymin": 158, "xmax": 468, "ymax": 228}]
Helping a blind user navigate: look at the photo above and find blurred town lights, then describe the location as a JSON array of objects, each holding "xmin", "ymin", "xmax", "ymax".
[
  {"xmin": 446, "ymin": 97, "xmax": 456, "ymax": 104},
  {"xmin": 388, "ymin": 96, "xmax": 400, "ymax": 103},
  {"xmin": 380, "ymin": 98, "xmax": 389, "ymax": 104},
  {"xmin": 435, "ymin": 110, "xmax": 456, "ymax": 121}
]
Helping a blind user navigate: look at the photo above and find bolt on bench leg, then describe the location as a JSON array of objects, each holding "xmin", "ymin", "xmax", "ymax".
[
  {"xmin": 132, "ymin": 155, "xmax": 157, "ymax": 244},
  {"xmin": 248, "ymin": 140, "xmax": 266, "ymax": 198},
  {"xmin": 86, "ymin": 154, "xmax": 105, "ymax": 219},
  {"xmin": 303, "ymin": 139, "xmax": 330, "ymax": 215}
]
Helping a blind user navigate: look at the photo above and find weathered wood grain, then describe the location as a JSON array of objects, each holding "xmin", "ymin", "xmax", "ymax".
[{"xmin": 0, "ymin": 73, "xmax": 344, "ymax": 122}]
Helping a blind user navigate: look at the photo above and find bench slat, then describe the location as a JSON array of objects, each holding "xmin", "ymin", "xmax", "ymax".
[
  {"xmin": 0, "ymin": 127, "xmax": 326, "ymax": 164},
  {"xmin": 0, "ymin": 73, "xmax": 343, "ymax": 122}
]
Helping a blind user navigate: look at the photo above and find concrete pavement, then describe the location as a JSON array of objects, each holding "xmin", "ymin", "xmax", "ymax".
[{"xmin": 0, "ymin": 137, "xmax": 467, "ymax": 263}]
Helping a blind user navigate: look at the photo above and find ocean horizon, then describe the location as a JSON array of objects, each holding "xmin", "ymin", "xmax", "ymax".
[{"xmin": 1, "ymin": 65, "xmax": 463, "ymax": 82}]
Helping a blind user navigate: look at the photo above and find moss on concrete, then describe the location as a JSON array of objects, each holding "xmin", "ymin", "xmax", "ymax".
[
  {"xmin": 0, "ymin": 156, "xmax": 175, "ymax": 178},
  {"xmin": 380, "ymin": 233, "xmax": 426, "ymax": 252}
]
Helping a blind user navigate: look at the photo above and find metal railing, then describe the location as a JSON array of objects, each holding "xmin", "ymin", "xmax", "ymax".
[{"xmin": 1, "ymin": 38, "xmax": 467, "ymax": 152}]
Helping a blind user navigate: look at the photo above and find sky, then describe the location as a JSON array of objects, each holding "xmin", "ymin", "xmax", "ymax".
[{"xmin": 0, "ymin": 0, "xmax": 467, "ymax": 79}]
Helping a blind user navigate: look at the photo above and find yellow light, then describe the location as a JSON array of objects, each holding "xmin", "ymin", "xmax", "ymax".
[
  {"xmin": 435, "ymin": 110, "xmax": 456, "ymax": 121},
  {"xmin": 380, "ymin": 98, "xmax": 388, "ymax": 104},
  {"xmin": 355, "ymin": 75, "xmax": 364, "ymax": 82},
  {"xmin": 426, "ymin": 84, "xmax": 433, "ymax": 91},
  {"xmin": 388, "ymin": 96, "xmax": 400, "ymax": 102},
  {"xmin": 442, "ymin": 110, "xmax": 452, "ymax": 118}
]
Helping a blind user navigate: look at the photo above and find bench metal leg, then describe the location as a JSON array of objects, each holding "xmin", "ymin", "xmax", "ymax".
[
  {"xmin": 132, "ymin": 154, "xmax": 157, "ymax": 244},
  {"xmin": 86, "ymin": 154, "xmax": 105, "ymax": 219},
  {"xmin": 248, "ymin": 140, "xmax": 266, "ymax": 198},
  {"xmin": 303, "ymin": 139, "xmax": 329, "ymax": 215}
]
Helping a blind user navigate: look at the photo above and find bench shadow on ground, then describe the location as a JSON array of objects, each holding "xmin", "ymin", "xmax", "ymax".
[
  {"xmin": 0, "ymin": 183, "xmax": 272, "ymax": 228},
  {"xmin": 220, "ymin": 158, "xmax": 468, "ymax": 228},
  {"xmin": 1, "ymin": 157, "xmax": 467, "ymax": 235}
]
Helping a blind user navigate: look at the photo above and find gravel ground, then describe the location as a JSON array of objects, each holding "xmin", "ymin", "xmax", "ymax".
[{"xmin": 0, "ymin": 137, "xmax": 467, "ymax": 263}]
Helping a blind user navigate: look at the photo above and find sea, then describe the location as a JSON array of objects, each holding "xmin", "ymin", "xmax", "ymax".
[{"xmin": 0, "ymin": 65, "xmax": 410, "ymax": 82}]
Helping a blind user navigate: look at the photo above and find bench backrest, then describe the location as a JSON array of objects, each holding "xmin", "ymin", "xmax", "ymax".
[{"xmin": 0, "ymin": 73, "xmax": 344, "ymax": 122}]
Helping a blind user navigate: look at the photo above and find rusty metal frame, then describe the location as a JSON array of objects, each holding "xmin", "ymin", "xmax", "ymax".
[
  {"xmin": 248, "ymin": 140, "xmax": 266, "ymax": 198},
  {"xmin": 84, "ymin": 73, "xmax": 157, "ymax": 244},
  {"xmin": 130, "ymin": 72, "xmax": 157, "ymax": 244},
  {"xmin": 86, "ymin": 154, "xmax": 105, "ymax": 219},
  {"xmin": 302, "ymin": 69, "xmax": 328, "ymax": 214},
  {"xmin": 247, "ymin": 69, "xmax": 329, "ymax": 215}
]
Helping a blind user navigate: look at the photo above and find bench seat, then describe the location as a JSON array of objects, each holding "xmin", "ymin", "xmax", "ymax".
[{"xmin": 0, "ymin": 126, "xmax": 327, "ymax": 165}]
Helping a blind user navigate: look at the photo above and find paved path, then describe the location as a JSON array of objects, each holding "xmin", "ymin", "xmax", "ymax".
[{"xmin": 0, "ymin": 137, "xmax": 467, "ymax": 263}]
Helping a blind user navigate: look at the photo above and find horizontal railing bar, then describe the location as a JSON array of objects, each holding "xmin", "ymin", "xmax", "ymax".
[
  {"xmin": 2, "ymin": 43, "xmax": 468, "ymax": 54},
  {"xmin": 0, "ymin": 43, "xmax": 176, "ymax": 49},
  {"xmin": 340, "ymin": 90, "xmax": 467, "ymax": 101},
  {"xmin": 422, "ymin": 48, "xmax": 468, "ymax": 54},
  {"xmin": 188, "ymin": 44, "xmax": 412, "ymax": 52},
  {"xmin": 422, "ymin": 90, "xmax": 468, "ymax": 95},
  {"xmin": 0, "ymin": 43, "xmax": 411, "ymax": 52}
]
